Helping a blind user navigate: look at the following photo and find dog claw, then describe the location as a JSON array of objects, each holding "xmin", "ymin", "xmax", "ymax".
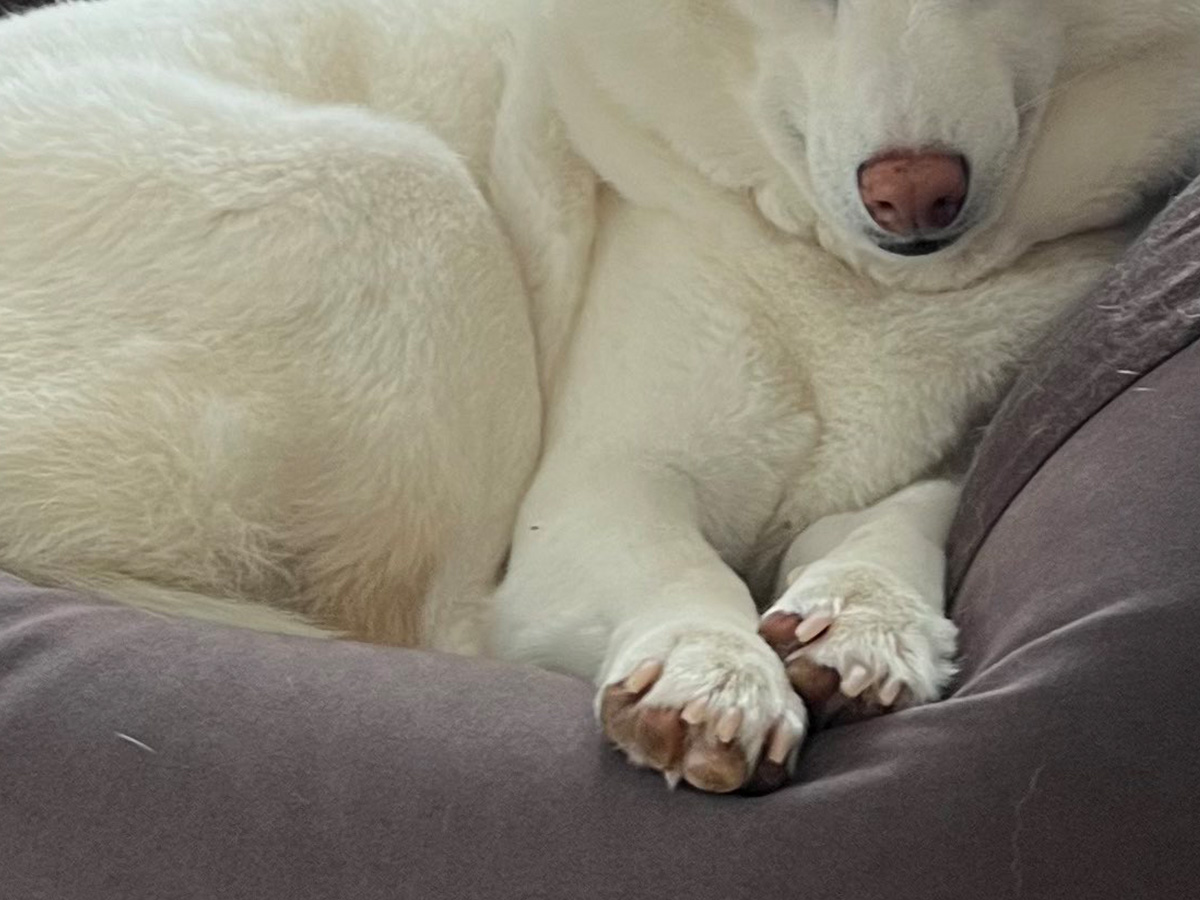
[
  {"xmin": 681, "ymin": 698, "xmax": 708, "ymax": 725},
  {"xmin": 879, "ymin": 678, "xmax": 904, "ymax": 707},
  {"xmin": 794, "ymin": 614, "xmax": 834, "ymax": 644},
  {"xmin": 767, "ymin": 721, "xmax": 799, "ymax": 765},
  {"xmin": 716, "ymin": 708, "xmax": 743, "ymax": 743},
  {"xmin": 841, "ymin": 665, "xmax": 872, "ymax": 698},
  {"xmin": 624, "ymin": 660, "xmax": 663, "ymax": 694}
]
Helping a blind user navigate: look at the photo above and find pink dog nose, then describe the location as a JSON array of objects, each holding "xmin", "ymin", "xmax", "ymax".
[{"xmin": 857, "ymin": 151, "xmax": 969, "ymax": 235}]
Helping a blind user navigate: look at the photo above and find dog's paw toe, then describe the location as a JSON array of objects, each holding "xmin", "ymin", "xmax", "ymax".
[
  {"xmin": 759, "ymin": 563, "xmax": 957, "ymax": 723},
  {"xmin": 598, "ymin": 628, "xmax": 806, "ymax": 793}
]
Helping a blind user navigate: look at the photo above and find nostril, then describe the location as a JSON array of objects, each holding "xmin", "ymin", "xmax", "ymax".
[
  {"xmin": 864, "ymin": 197, "xmax": 911, "ymax": 234},
  {"xmin": 927, "ymin": 195, "xmax": 962, "ymax": 230}
]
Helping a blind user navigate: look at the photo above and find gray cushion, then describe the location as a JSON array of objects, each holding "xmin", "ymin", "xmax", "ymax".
[{"xmin": 949, "ymin": 176, "xmax": 1200, "ymax": 589}]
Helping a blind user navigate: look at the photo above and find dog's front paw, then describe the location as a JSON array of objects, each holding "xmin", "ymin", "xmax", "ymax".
[
  {"xmin": 759, "ymin": 562, "xmax": 957, "ymax": 722},
  {"xmin": 598, "ymin": 626, "xmax": 806, "ymax": 794}
]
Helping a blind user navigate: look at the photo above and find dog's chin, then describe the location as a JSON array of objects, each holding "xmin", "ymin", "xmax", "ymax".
[{"xmin": 815, "ymin": 217, "xmax": 1019, "ymax": 292}]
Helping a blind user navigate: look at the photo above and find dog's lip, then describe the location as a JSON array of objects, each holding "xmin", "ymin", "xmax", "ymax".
[
  {"xmin": 874, "ymin": 236, "xmax": 957, "ymax": 257},
  {"xmin": 871, "ymin": 230, "xmax": 966, "ymax": 257}
]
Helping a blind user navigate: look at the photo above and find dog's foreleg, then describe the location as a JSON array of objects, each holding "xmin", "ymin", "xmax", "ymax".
[
  {"xmin": 492, "ymin": 467, "xmax": 806, "ymax": 792},
  {"xmin": 759, "ymin": 479, "xmax": 961, "ymax": 717}
]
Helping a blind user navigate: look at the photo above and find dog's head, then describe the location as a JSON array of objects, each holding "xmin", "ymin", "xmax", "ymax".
[
  {"xmin": 546, "ymin": 0, "xmax": 1198, "ymax": 288},
  {"xmin": 741, "ymin": 0, "xmax": 1061, "ymax": 263}
]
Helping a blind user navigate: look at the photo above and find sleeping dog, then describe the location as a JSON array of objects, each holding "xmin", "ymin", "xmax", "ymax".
[{"xmin": 1, "ymin": 0, "xmax": 1198, "ymax": 791}]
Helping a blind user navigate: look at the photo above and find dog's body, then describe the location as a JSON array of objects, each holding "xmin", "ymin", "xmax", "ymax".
[{"xmin": 1, "ymin": 0, "xmax": 1198, "ymax": 791}]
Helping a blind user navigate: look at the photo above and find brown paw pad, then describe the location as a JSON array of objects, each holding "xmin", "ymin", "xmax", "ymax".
[
  {"xmin": 761, "ymin": 613, "xmax": 911, "ymax": 724},
  {"xmin": 681, "ymin": 738, "xmax": 748, "ymax": 794},
  {"xmin": 783, "ymin": 657, "xmax": 910, "ymax": 725},
  {"xmin": 600, "ymin": 659, "xmax": 802, "ymax": 794},
  {"xmin": 783, "ymin": 655, "xmax": 842, "ymax": 710},
  {"xmin": 759, "ymin": 612, "xmax": 803, "ymax": 657},
  {"xmin": 600, "ymin": 663, "xmax": 687, "ymax": 770}
]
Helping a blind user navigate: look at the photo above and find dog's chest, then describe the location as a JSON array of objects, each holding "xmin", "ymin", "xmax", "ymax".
[
  {"xmin": 570, "ymin": 198, "xmax": 1117, "ymax": 571},
  {"xmin": 572, "ymin": 210, "xmax": 935, "ymax": 551},
  {"xmin": 693, "ymin": 235, "xmax": 986, "ymax": 540}
]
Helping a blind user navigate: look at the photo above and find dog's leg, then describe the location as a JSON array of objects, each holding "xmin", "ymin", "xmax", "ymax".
[
  {"xmin": 492, "ymin": 466, "xmax": 806, "ymax": 793},
  {"xmin": 0, "ymin": 63, "xmax": 540, "ymax": 646},
  {"xmin": 489, "ymin": 36, "xmax": 598, "ymax": 399},
  {"xmin": 759, "ymin": 480, "xmax": 961, "ymax": 721}
]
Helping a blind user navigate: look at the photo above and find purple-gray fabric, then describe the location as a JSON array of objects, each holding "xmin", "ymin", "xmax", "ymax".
[{"xmin": 949, "ymin": 177, "xmax": 1200, "ymax": 590}]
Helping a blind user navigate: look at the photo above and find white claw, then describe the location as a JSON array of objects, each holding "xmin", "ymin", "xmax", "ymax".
[
  {"xmin": 795, "ymin": 614, "xmax": 834, "ymax": 644},
  {"xmin": 767, "ymin": 722, "xmax": 800, "ymax": 765},
  {"xmin": 681, "ymin": 698, "xmax": 708, "ymax": 725},
  {"xmin": 879, "ymin": 678, "xmax": 904, "ymax": 707},
  {"xmin": 716, "ymin": 708, "xmax": 743, "ymax": 744},
  {"xmin": 841, "ymin": 665, "xmax": 873, "ymax": 698},
  {"xmin": 624, "ymin": 660, "xmax": 663, "ymax": 694}
]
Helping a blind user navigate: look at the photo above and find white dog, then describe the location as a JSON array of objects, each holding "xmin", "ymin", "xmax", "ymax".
[{"xmin": 1, "ymin": 0, "xmax": 1197, "ymax": 793}]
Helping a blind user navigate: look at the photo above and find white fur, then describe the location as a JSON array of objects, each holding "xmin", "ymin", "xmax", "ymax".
[{"xmin": 1, "ymin": 0, "xmax": 1198, "ymax": 784}]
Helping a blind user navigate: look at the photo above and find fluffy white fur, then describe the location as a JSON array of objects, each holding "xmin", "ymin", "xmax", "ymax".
[{"xmin": 1, "ymin": 0, "xmax": 1198, "ymax": 790}]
